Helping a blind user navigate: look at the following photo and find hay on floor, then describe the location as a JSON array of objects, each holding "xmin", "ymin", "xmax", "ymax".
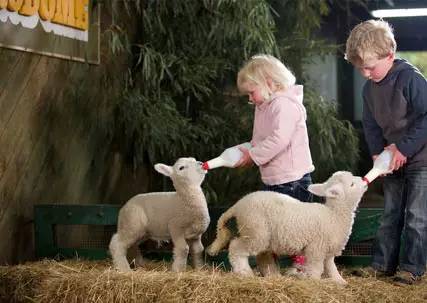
[{"xmin": 1, "ymin": 259, "xmax": 427, "ymax": 303}]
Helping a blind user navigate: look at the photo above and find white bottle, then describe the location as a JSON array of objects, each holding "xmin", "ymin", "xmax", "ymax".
[
  {"xmin": 202, "ymin": 142, "xmax": 252, "ymax": 170},
  {"xmin": 363, "ymin": 149, "xmax": 393, "ymax": 184}
]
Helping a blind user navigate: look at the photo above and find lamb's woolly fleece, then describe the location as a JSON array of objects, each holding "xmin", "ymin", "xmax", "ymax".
[
  {"xmin": 109, "ymin": 157, "xmax": 210, "ymax": 273},
  {"xmin": 207, "ymin": 171, "xmax": 368, "ymax": 284}
]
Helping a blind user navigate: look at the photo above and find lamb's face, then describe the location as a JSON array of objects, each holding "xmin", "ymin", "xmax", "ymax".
[
  {"xmin": 154, "ymin": 157, "xmax": 206, "ymax": 187},
  {"xmin": 330, "ymin": 171, "xmax": 368, "ymax": 204},
  {"xmin": 171, "ymin": 157, "xmax": 206, "ymax": 186},
  {"xmin": 309, "ymin": 171, "xmax": 368, "ymax": 207}
]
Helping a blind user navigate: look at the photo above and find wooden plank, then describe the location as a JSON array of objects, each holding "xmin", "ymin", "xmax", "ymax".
[
  {"xmin": 0, "ymin": 56, "xmax": 55, "ymax": 224},
  {"xmin": 0, "ymin": 49, "xmax": 22, "ymax": 99},
  {"xmin": 0, "ymin": 54, "xmax": 42, "ymax": 137}
]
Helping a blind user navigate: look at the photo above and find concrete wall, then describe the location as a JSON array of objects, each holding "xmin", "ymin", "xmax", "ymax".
[{"xmin": 304, "ymin": 54, "xmax": 338, "ymax": 103}]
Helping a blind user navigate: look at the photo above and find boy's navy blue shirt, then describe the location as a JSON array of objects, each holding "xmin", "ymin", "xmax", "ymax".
[{"xmin": 362, "ymin": 58, "xmax": 427, "ymax": 168}]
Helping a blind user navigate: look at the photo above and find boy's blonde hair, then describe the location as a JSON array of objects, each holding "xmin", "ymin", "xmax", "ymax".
[
  {"xmin": 237, "ymin": 54, "xmax": 296, "ymax": 101},
  {"xmin": 345, "ymin": 19, "xmax": 396, "ymax": 65}
]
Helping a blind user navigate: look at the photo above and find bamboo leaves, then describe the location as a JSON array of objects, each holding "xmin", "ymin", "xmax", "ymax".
[
  {"xmin": 305, "ymin": 91, "xmax": 359, "ymax": 182},
  {"xmin": 112, "ymin": 0, "xmax": 361, "ymax": 203}
]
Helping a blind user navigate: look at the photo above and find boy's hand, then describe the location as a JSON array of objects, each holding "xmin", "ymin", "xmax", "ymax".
[
  {"xmin": 385, "ymin": 144, "xmax": 407, "ymax": 171},
  {"xmin": 234, "ymin": 147, "xmax": 253, "ymax": 167}
]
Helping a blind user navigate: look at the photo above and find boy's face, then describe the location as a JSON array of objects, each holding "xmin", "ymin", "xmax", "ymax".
[{"xmin": 355, "ymin": 53, "xmax": 395, "ymax": 82}]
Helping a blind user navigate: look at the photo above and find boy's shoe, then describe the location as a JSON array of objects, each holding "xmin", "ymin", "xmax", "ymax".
[
  {"xmin": 393, "ymin": 271, "xmax": 422, "ymax": 286},
  {"xmin": 351, "ymin": 266, "xmax": 394, "ymax": 278}
]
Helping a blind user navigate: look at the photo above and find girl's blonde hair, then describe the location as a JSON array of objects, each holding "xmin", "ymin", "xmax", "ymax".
[
  {"xmin": 345, "ymin": 19, "xmax": 396, "ymax": 65},
  {"xmin": 237, "ymin": 54, "xmax": 296, "ymax": 101}
]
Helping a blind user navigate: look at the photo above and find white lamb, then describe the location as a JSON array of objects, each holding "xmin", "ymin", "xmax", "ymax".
[
  {"xmin": 206, "ymin": 171, "xmax": 367, "ymax": 284},
  {"xmin": 109, "ymin": 157, "xmax": 210, "ymax": 272}
]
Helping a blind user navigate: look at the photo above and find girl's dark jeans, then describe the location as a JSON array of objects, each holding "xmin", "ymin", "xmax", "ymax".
[{"xmin": 262, "ymin": 173, "xmax": 313, "ymax": 202}]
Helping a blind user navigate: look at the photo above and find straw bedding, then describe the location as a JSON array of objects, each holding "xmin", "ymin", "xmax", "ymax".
[{"xmin": 1, "ymin": 259, "xmax": 426, "ymax": 303}]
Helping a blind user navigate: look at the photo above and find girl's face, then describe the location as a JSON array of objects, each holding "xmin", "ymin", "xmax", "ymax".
[{"xmin": 242, "ymin": 82, "xmax": 266, "ymax": 106}]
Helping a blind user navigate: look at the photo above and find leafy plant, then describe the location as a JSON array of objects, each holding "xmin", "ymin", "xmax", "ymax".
[
  {"xmin": 305, "ymin": 90, "xmax": 359, "ymax": 182},
  {"xmin": 109, "ymin": 0, "xmax": 360, "ymax": 205},
  {"xmin": 398, "ymin": 51, "xmax": 427, "ymax": 77}
]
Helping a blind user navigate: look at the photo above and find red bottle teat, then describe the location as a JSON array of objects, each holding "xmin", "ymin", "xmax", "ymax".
[{"xmin": 202, "ymin": 162, "xmax": 209, "ymax": 170}]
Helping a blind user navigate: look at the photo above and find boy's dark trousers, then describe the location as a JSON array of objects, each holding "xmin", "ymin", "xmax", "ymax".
[{"xmin": 372, "ymin": 166, "xmax": 427, "ymax": 277}]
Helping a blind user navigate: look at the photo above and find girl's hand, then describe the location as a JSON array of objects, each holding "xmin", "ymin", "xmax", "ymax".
[
  {"xmin": 385, "ymin": 144, "xmax": 407, "ymax": 171},
  {"xmin": 234, "ymin": 147, "xmax": 253, "ymax": 167}
]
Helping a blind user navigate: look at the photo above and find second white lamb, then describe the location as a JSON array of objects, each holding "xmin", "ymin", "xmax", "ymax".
[{"xmin": 206, "ymin": 171, "xmax": 367, "ymax": 284}]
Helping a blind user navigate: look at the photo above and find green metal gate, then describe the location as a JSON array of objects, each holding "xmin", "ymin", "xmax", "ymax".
[{"xmin": 34, "ymin": 204, "xmax": 382, "ymax": 266}]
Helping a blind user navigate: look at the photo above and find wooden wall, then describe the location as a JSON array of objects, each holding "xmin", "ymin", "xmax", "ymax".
[{"xmin": 0, "ymin": 10, "xmax": 148, "ymax": 264}]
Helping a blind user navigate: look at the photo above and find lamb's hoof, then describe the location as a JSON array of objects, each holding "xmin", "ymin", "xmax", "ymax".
[
  {"xmin": 116, "ymin": 266, "xmax": 132, "ymax": 273},
  {"xmin": 205, "ymin": 245, "xmax": 217, "ymax": 256},
  {"xmin": 192, "ymin": 262, "xmax": 204, "ymax": 270},
  {"xmin": 171, "ymin": 264, "xmax": 186, "ymax": 272},
  {"xmin": 172, "ymin": 268, "xmax": 184, "ymax": 273},
  {"xmin": 233, "ymin": 269, "xmax": 254, "ymax": 276},
  {"xmin": 262, "ymin": 271, "xmax": 281, "ymax": 278},
  {"xmin": 332, "ymin": 277, "xmax": 348, "ymax": 285},
  {"xmin": 112, "ymin": 260, "xmax": 132, "ymax": 273}
]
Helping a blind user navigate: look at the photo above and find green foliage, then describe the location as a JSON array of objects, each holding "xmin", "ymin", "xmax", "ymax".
[
  {"xmin": 305, "ymin": 90, "xmax": 359, "ymax": 182},
  {"xmin": 110, "ymin": 0, "xmax": 360, "ymax": 204},
  {"xmin": 134, "ymin": 0, "xmax": 277, "ymax": 96},
  {"xmin": 398, "ymin": 51, "xmax": 427, "ymax": 77}
]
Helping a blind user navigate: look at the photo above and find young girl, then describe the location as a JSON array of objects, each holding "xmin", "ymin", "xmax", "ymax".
[
  {"xmin": 234, "ymin": 54, "xmax": 315, "ymax": 273},
  {"xmin": 235, "ymin": 54, "xmax": 314, "ymax": 201}
]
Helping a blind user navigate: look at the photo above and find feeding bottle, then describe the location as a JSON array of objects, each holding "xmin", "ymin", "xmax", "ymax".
[
  {"xmin": 363, "ymin": 149, "xmax": 393, "ymax": 184},
  {"xmin": 202, "ymin": 142, "xmax": 252, "ymax": 170}
]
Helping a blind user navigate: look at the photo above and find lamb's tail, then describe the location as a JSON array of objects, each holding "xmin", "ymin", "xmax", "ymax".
[{"xmin": 206, "ymin": 209, "xmax": 237, "ymax": 256}]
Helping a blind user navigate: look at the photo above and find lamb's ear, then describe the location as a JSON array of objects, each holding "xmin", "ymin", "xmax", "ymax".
[
  {"xmin": 324, "ymin": 183, "xmax": 344, "ymax": 199},
  {"xmin": 308, "ymin": 183, "xmax": 326, "ymax": 196},
  {"xmin": 154, "ymin": 163, "xmax": 173, "ymax": 177}
]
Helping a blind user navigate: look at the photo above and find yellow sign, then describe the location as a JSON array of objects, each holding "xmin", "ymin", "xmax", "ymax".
[
  {"xmin": 1, "ymin": 0, "xmax": 88, "ymax": 32},
  {"xmin": 0, "ymin": 0, "xmax": 99, "ymax": 64}
]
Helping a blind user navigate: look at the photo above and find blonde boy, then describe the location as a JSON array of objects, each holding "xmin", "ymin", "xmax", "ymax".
[{"xmin": 346, "ymin": 20, "xmax": 427, "ymax": 285}]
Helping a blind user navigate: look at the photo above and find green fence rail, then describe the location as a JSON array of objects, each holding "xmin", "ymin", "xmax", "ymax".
[{"xmin": 34, "ymin": 204, "xmax": 383, "ymax": 267}]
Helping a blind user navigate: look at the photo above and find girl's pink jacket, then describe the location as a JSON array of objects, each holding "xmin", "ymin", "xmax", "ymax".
[{"xmin": 248, "ymin": 85, "xmax": 315, "ymax": 185}]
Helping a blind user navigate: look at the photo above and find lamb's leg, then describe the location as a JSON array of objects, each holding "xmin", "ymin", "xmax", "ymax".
[
  {"xmin": 256, "ymin": 252, "xmax": 280, "ymax": 277},
  {"xmin": 324, "ymin": 256, "xmax": 347, "ymax": 285},
  {"xmin": 127, "ymin": 243, "xmax": 145, "ymax": 268},
  {"xmin": 171, "ymin": 236, "xmax": 189, "ymax": 272},
  {"xmin": 303, "ymin": 248, "xmax": 324, "ymax": 280},
  {"xmin": 110, "ymin": 205, "xmax": 147, "ymax": 272},
  {"xmin": 188, "ymin": 237, "xmax": 204, "ymax": 269},
  {"xmin": 109, "ymin": 233, "xmax": 136, "ymax": 272},
  {"xmin": 228, "ymin": 238, "xmax": 254, "ymax": 276}
]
